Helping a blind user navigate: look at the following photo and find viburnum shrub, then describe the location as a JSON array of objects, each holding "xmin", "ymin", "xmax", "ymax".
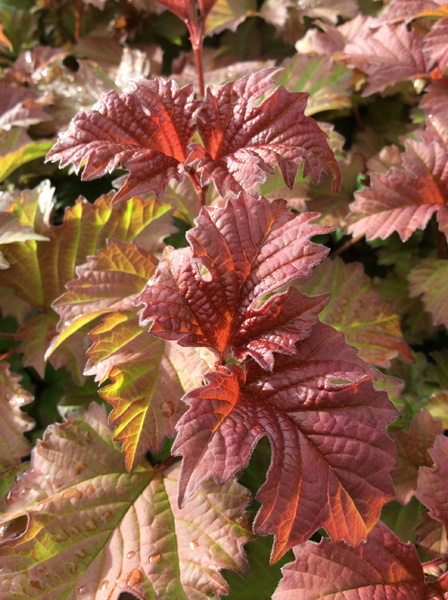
[{"xmin": 2, "ymin": 0, "xmax": 448, "ymax": 598}]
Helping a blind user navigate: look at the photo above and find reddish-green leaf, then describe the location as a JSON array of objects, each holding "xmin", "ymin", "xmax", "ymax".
[
  {"xmin": 172, "ymin": 322, "xmax": 396, "ymax": 562},
  {"xmin": 349, "ymin": 139, "xmax": 448, "ymax": 242},
  {"xmin": 0, "ymin": 361, "xmax": 34, "ymax": 471},
  {"xmin": 0, "ymin": 403, "xmax": 252, "ymax": 599},
  {"xmin": 138, "ymin": 194, "xmax": 331, "ymax": 369},
  {"xmin": 390, "ymin": 410, "xmax": 443, "ymax": 505},
  {"xmin": 188, "ymin": 68, "xmax": 340, "ymax": 198},
  {"xmin": 272, "ymin": 522, "xmax": 427, "ymax": 599},
  {"xmin": 341, "ymin": 23, "xmax": 430, "ymax": 96},
  {"xmin": 47, "ymin": 79, "xmax": 201, "ymax": 205},
  {"xmin": 294, "ymin": 256, "xmax": 413, "ymax": 368},
  {"xmin": 408, "ymin": 258, "xmax": 448, "ymax": 328},
  {"xmin": 203, "ymin": 0, "xmax": 257, "ymax": 36},
  {"xmin": 416, "ymin": 508, "xmax": 448, "ymax": 559},
  {"xmin": 416, "ymin": 434, "xmax": 448, "ymax": 534}
]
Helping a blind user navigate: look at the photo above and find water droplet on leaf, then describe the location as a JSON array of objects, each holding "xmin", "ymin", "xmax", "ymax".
[
  {"xmin": 189, "ymin": 538, "xmax": 200, "ymax": 550},
  {"xmin": 126, "ymin": 568, "xmax": 142, "ymax": 587},
  {"xmin": 148, "ymin": 553, "xmax": 162, "ymax": 564},
  {"xmin": 127, "ymin": 551, "xmax": 135, "ymax": 559},
  {"xmin": 29, "ymin": 580, "xmax": 43, "ymax": 590},
  {"xmin": 162, "ymin": 401, "xmax": 174, "ymax": 417},
  {"xmin": 100, "ymin": 580, "xmax": 109, "ymax": 590}
]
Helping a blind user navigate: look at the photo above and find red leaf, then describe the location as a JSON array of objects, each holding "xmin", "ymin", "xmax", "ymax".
[
  {"xmin": 424, "ymin": 18, "xmax": 448, "ymax": 74},
  {"xmin": 46, "ymin": 79, "xmax": 201, "ymax": 205},
  {"xmin": 391, "ymin": 410, "xmax": 443, "ymax": 505},
  {"xmin": 421, "ymin": 79, "xmax": 448, "ymax": 148},
  {"xmin": 416, "ymin": 434, "xmax": 448, "ymax": 534},
  {"xmin": 188, "ymin": 68, "xmax": 340, "ymax": 198},
  {"xmin": 408, "ymin": 258, "xmax": 448, "ymax": 328},
  {"xmin": 349, "ymin": 139, "xmax": 448, "ymax": 241},
  {"xmin": 381, "ymin": 0, "xmax": 447, "ymax": 23},
  {"xmin": 272, "ymin": 522, "xmax": 427, "ymax": 599},
  {"xmin": 172, "ymin": 323, "xmax": 397, "ymax": 561},
  {"xmin": 153, "ymin": 0, "xmax": 196, "ymax": 23},
  {"xmin": 137, "ymin": 194, "xmax": 331, "ymax": 369},
  {"xmin": 341, "ymin": 23, "xmax": 430, "ymax": 96}
]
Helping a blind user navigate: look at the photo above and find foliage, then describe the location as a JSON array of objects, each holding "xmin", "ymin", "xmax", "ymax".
[{"xmin": 1, "ymin": 0, "xmax": 448, "ymax": 598}]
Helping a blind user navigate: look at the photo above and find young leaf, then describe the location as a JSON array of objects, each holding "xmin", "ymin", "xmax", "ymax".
[
  {"xmin": 349, "ymin": 139, "xmax": 448, "ymax": 242},
  {"xmin": 408, "ymin": 258, "xmax": 448, "ymax": 329},
  {"xmin": 341, "ymin": 23, "xmax": 429, "ymax": 96},
  {"xmin": 416, "ymin": 434, "xmax": 448, "ymax": 534},
  {"xmin": 390, "ymin": 410, "xmax": 443, "ymax": 505},
  {"xmin": 0, "ymin": 361, "xmax": 34, "ymax": 471},
  {"xmin": 0, "ymin": 403, "xmax": 253, "ymax": 599},
  {"xmin": 272, "ymin": 521, "xmax": 427, "ymax": 599},
  {"xmin": 172, "ymin": 322, "xmax": 397, "ymax": 562},
  {"xmin": 46, "ymin": 79, "xmax": 201, "ymax": 205},
  {"xmin": 137, "ymin": 194, "xmax": 331, "ymax": 369},
  {"xmin": 188, "ymin": 68, "xmax": 340, "ymax": 198},
  {"xmin": 294, "ymin": 257, "xmax": 413, "ymax": 368}
]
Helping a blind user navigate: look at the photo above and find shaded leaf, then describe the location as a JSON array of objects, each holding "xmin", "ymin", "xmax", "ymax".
[
  {"xmin": 272, "ymin": 521, "xmax": 427, "ymax": 599},
  {"xmin": 204, "ymin": 0, "xmax": 257, "ymax": 36},
  {"xmin": 381, "ymin": 0, "xmax": 447, "ymax": 23},
  {"xmin": 381, "ymin": 497, "xmax": 424, "ymax": 544},
  {"xmin": 138, "ymin": 194, "xmax": 331, "ymax": 370},
  {"xmin": 416, "ymin": 434, "xmax": 448, "ymax": 534},
  {"xmin": 0, "ymin": 81, "xmax": 50, "ymax": 131},
  {"xmin": 421, "ymin": 79, "xmax": 448, "ymax": 147},
  {"xmin": 0, "ymin": 403, "xmax": 252, "ymax": 599},
  {"xmin": 0, "ymin": 361, "xmax": 34, "ymax": 470},
  {"xmin": 294, "ymin": 257, "xmax": 413, "ymax": 368},
  {"xmin": 390, "ymin": 409, "xmax": 443, "ymax": 505},
  {"xmin": 47, "ymin": 79, "xmax": 201, "ymax": 205},
  {"xmin": 408, "ymin": 258, "xmax": 448, "ymax": 329},
  {"xmin": 172, "ymin": 322, "xmax": 396, "ymax": 562},
  {"xmin": 349, "ymin": 139, "xmax": 448, "ymax": 242},
  {"xmin": 293, "ymin": 0, "xmax": 358, "ymax": 24},
  {"xmin": 416, "ymin": 508, "xmax": 448, "ymax": 559},
  {"xmin": 189, "ymin": 68, "xmax": 340, "ymax": 198},
  {"xmin": 424, "ymin": 17, "xmax": 448, "ymax": 74},
  {"xmin": 341, "ymin": 23, "xmax": 430, "ymax": 96}
]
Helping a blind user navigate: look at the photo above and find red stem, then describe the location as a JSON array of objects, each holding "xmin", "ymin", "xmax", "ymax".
[
  {"xmin": 186, "ymin": 167, "xmax": 208, "ymax": 214},
  {"xmin": 0, "ymin": 347, "xmax": 18, "ymax": 361},
  {"xmin": 0, "ymin": 333, "xmax": 16, "ymax": 339}
]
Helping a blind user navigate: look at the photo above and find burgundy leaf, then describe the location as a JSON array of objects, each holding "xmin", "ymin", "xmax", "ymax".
[
  {"xmin": 408, "ymin": 258, "xmax": 448, "ymax": 329},
  {"xmin": 349, "ymin": 139, "xmax": 448, "ymax": 241},
  {"xmin": 341, "ymin": 23, "xmax": 430, "ymax": 96},
  {"xmin": 416, "ymin": 434, "xmax": 448, "ymax": 534},
  {"xmin": 424, "ymin": 18, "xmax": 448, "ymax": 74},
  {"xmin": 416, "ymin": 508, "xmax": 448, "ymax": 559},
  {"xmin": 172, "ymin": 322, "xmax": 397, "ymax": 561},
  {"xmin": 188, "ymin": 68, "xmax": 340, "ymax": 198},
  {"xmin": 152, "ymin": 0, "xmax": 197, "ymax": 24},
  {"xmin": 421, "ymin": 79, "xmax": 448, "ymax": 147},
  {"xmin": 137, "ymin": 194, "xmax": 331, "ymax": 369},
  {"xmin": 390, "ymin": 410, "xmax": 443, "ymax": 505},
  {"xmin": 46, "ymin": 79, "xmax": 201, "ymax": 205},
  {"xmin": 272, "ymin": 521, "xmax": 427, "ymax": 599}
]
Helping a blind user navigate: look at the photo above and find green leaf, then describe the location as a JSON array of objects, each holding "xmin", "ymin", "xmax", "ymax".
[
  {"xmin": 204, "ymin": 0, "xmax": 257, "ymax": 36},
  {"xmin": 0, "ymin": 131, "xmax": 52, "ymax": 183}
]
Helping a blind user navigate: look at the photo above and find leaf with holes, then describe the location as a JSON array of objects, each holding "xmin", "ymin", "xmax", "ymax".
[
  {"xmin": 188, "ymin": 68, "xmax": 340, "ymax": 198},
  {"xmin": 349, "ymin": 139, "xmax": 448, "ymax": 242},
  {"xmin": 46, "ymin": 79, "xmax": 201, "ymax": 205},
  {"xmin": 0, "ymin": 403, "xmax": 252, "ymax": 600},
  {"xmin": 390, "ymin": 410, "xmax": 443, "ymax": 505},
  {"xmin": 172, "ymin": 322, "xmax": 397, "ymax": 562},
  {"xmin": 272, "ymin": 521, "xmax": 428, "ymax": 600},
  {"xmin": 408, "ymin": 258, "xmax": 448, "ymax": 329},
  {"xmin": 294, "ymin": 257, "xmax": 413, "ymax": 368},
  {"xmin": 137, "ymin": 193, "xmax": 331, "ymax": 370}
]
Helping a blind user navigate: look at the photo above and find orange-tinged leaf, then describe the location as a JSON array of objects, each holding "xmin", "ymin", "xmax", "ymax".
[
  {"xmin": 295, "ymin": 257, "xmax": 413, "ymax": 368},
  {"xmin": 188, "ymin": 68, "xmax": 340, "ymax": 198},
  {"xmin": 138, "ymin": 194, "xmax": 331, "ymax": 369},
  {"xmin": 172, "ymin": 323, "xmax": 397, "ymax": 561},
  {"xmin": 0, "ymin": 403, "xmax": 253, "ymax": 599},
  {"xmin": 47, "ymin": 79, "xmax": 201, "ymax": 205}
]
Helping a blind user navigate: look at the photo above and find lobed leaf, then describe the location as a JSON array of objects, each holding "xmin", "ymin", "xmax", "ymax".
[
  {"xmin": 390, "ymin": 410, "xmax": 443, "ymax": 505},
  {"xmin": 172, "ymin": 322, "xmax": 397, "ymax": 562},
  {"xmin": 138, "ymin": 193, "xmax": 331, "ymax": 369},
  {"xmin": 416, "ymin": 508, "xmax": 448, "ymax": 559},
  {"xmin": 188, "ymin": 68, "xmax": 340, "ymax": 198},
  {"xmin": 0, "ymin": 361, "xmax": 34, "ymax": 471},
  {"xmin": 416, "ymin": 434, "xmax": 448, "ymax": 534},
  {"xmin": 349, "ymin": 139, "xmax": 448, "ymax": 242},
  {"xmin": 408, "ymin": 258, "xmax": 448, "ymax": 329},
  {"xmin": 423, "ymin": 17, "xmax": 448, "ymax": 74},
  {"xmin": 381, "ymin": 0, "xmax": 447, "ymax": 23},
  {"xmin": 203, "ymin": 0, "xmax": 257, "ymax": 36},
  {"xmin": 0, "ymin": 81, "xmax": 50, "ymax": 131},
  {"xmin": 421, "ymin": 79, "xmax": 448, "ymax": 147},
  {"xmin": 294, "ymin": 257, "xmax": 413, "ymax": 368},
  {"xmin": 341, "ymin": 23, "xmax": 430, "ymax": 96},
  {"xmin": 46, "ymin": 79, "xmax": 201, "ymax": 205},
  {"xmin": 272, "ymin": 521, "xmax": 427, "ymax": 599},
  {"xmin": 0, "ymin": 403, "xmax": 253, "ymax": 600}
]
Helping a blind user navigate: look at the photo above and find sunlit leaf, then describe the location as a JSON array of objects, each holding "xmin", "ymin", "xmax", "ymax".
[
  {"xmin": 204, "ymin": 0, "xmax": 257, "ymax": 36},
  {"xmin": 138, "ymin": 193, "xmax": 331, "ymax": 369},
  {"xmin": 0, "ymin": 403, "xmax": 253, "ymax": 599},
  {"xmin": 0, "ymin": 129, "xmax": 53, "ymax": 183},
  {"xmin": 173, "ymin": 323, "xmax": 396, "ymax": 562}
]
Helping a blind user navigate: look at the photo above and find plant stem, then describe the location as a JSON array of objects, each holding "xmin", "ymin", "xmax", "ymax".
[
  {"xmin": 331, "ymin": 233, "xmax": 364, "ymax": 258},
  {"xmin": 0, "ymin": 347, "xmax": 18, "ymax": 361},
  {"xmin": 436, "ymin": 228, "xmax": 447, "ymax": 259},
  {"xmin": 0, "ymin": 332, "xmax": 16, "ymax": 339},
  {"xmin": 192, "ymin": 18, "xmax": 206, "ymax": 98},
  {"xmin": 186, "ymin": 167, "xmax": 207, "ymax": 214}
]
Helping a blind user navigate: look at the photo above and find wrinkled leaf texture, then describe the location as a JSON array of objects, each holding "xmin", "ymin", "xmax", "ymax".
[
  {"xmin": 47, "ymin": 70, "xmax": 340, "ymax": 204},
  {"xmin": 0, "ymin": 403, "xmax": 252, "ymax": 600}
]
